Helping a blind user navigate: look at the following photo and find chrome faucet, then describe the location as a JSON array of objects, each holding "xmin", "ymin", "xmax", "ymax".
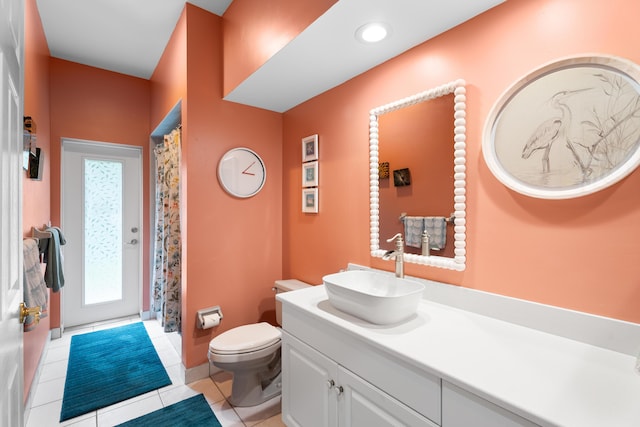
[{"xmin": 382, "ymin": 233, "xmax": 404, "ymax": 278}]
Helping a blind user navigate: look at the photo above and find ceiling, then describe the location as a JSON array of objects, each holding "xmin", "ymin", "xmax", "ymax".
[{"xmin": 35, "ymin": 0, "xmax": 505, "ymax": 113}]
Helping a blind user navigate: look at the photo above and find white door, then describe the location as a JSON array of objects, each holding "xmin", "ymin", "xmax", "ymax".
[
  {"xmin": 61, "ymin": 139, "xmax": 141, "ymax": 327},
  {"xmin": 0, "ymin": 0, "xmax": 24, "ymax": 425}
]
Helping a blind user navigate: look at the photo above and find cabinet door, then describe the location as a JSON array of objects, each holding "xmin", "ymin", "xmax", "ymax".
[
  {"xmin": 282, "ymin": 332, "xmax": 338, "ymax": 427},
  {"xmin": 339, "ymin": 367, "xmax": 438, "ymax": 427},
  {"xmin": 442, "ymin": 382, "xmax": 540, "ymax": 427}
]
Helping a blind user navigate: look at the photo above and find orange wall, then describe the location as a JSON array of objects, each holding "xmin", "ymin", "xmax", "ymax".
[
  {"xmin": 283, "ymin": 0, "xmax": 640, "ymax": 323},
  {"xmin": 23, "ymin": 0, "xmax": 51, "ymax": 403},
  {"xmin": 150, "ymin": 8, "xmax": 186, "ymax": 128},
  {"xmin": 222, "ymin": 0, "xmax": 336, "ymax": 96},
  {"xmin": 152, "ymin": 5, "xmax": 283, "ymax": 369},
  {"xmin": 48, "ymin": 59, "xmax": 152, "ymax": 327}
]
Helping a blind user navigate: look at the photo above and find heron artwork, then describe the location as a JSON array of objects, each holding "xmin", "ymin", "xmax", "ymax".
[{"xmin": 521, "ymin": 89, "xmax": 590, "ymax": 174}]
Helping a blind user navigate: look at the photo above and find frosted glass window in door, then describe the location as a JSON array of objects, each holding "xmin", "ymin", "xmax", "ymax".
[{"xmin": 83, "ymin": 159, "xmax": 123, "ymax": 305}]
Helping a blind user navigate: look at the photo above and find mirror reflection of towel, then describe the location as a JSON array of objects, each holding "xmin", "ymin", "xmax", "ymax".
[
  {"xmin": 403, "ymin": 216, "xmax": 447, "ymax": 250},
  {"xmin": 404, "ymin": 216, "xmax": 425, "ymax": 248},
  {"xmin": 424, "ymin": 217, "xmax": 446, "ymax": 250}
]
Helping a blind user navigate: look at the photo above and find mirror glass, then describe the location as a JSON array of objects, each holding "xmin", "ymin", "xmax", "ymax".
[{"xmin": 369, "ymin": 79, "xmax": 466, "ymax": 271}]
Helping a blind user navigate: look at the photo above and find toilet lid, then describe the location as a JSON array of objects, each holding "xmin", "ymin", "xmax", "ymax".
[{"xmin": 209, "ymin": 322, "xmax": 281, "ymax": 354}]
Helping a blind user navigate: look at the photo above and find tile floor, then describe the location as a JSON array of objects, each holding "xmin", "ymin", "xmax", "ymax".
[{"xmin": 25, "ymin": 316, "xmax": 286, "ymax": 427}]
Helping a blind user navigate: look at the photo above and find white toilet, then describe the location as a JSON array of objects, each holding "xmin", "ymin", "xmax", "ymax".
[{"xmin": 208, "ymin": 279, "xmax": 310, "ymax": 407}]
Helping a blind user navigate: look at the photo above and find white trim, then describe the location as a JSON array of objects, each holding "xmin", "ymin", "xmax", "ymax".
[{"xmin": 61, "ymin": 138, "xmax": 143, "ymax": 326}]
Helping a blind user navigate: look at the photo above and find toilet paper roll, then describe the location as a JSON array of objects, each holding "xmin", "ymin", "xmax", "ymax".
[{"xmin": 200, "ymin": 313, "xmax": 221, "ymax": 329}]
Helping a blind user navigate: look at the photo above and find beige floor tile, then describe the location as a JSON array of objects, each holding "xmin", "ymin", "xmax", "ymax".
[
  {"xmin": 211, "ymin": 371, "xmax": 233, "ymax": 400},
  {"xmin": 187, "ymin": 378, "xmax": 226, "ymax": 404},
  {"xmin": 254, "ymin": 413, "xmax": 287, "ymax": 427},
  {"xmin": 234, "ymin": 396, "xmax": 281, "ymax": 427},
  {"xmin": 209, "ymin": 399, "xmax": 245, "ymax": 427}
]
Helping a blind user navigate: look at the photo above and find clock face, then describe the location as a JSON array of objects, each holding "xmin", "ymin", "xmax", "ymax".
[{"xmin": 217, "ymin": 148, "xmax": 266, "ymax": 198}]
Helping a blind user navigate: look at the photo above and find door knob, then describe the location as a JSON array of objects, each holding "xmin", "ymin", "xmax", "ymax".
[
  {"xmin": 125, "ymin": 239, "xmax": 138, "ymax": 245},
  {"xmin": 19, "ymin": 302, "xmax": 41, "ymax": 324}
]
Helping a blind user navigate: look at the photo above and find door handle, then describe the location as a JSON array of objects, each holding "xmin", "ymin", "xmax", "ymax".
[{"xmin": 19, "ymin": 302, "xmax": 41, "ymax": 324}]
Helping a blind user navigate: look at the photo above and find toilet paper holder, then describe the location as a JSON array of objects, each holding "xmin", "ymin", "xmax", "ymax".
[{"xmin": 196, "ymin": 306, "xmax": 223, "ymax": 329}]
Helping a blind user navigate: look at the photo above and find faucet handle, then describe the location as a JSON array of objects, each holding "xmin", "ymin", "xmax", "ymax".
[
  {"xmin": 386, "ymin": 233, "xmax": 404, "ymax": 251},
  {"xmin": 386, "ymin": 233, "xmax": 403, "ymax": 244}
]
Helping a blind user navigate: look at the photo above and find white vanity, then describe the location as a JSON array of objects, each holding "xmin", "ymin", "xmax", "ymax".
[{"xmin": 277, "ymin": 267, "xmax": 640, "ymax": 427}]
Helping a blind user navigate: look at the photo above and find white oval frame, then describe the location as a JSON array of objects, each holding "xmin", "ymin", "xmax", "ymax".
[
  {"xmin": 369, "ymin": 79, "xmax": 467, "ymax": 271},
  {"xmin": 482, "ymin": 54, "xmax": 640, "ymax": 199}
]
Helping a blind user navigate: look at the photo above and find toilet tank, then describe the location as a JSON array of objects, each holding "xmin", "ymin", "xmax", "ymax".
[{"xmin": 274, "ymin": 279, "xmax": 311, "ymax": 325}]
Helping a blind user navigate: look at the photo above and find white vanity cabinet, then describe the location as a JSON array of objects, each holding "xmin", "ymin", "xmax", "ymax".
[
  {"xmin": 442, "ymin": 382, "xmax": 539, "ymax": 427},
  {"xmin": 282, "ymin": 332, "xmax": 438, "ymax": 427},
  {"xmin": 277, "ymin": 282, "xmax": 640, "ymax": 427}
]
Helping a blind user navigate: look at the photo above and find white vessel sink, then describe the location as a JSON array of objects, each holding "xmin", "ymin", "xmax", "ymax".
[{"xmin": 323, "ymin": 270, "xmax": 425, "ymax": 325}]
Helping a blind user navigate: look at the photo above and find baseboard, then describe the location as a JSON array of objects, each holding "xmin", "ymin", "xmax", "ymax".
[
  {"xmin": 139, "ymin": 310, "xmax": 154, "ymax": 321},
  {"xmin": 50, "ymin": 326, "xmax": 62, "ymax": 340},
  {"xmin": 184, "ymin": 362, "xmax": 212, "ymax": 384}
]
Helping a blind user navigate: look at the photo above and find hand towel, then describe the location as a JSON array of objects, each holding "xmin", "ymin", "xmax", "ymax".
[
  {"xmin": 23, "ymin": 238, "xmax": 48, "ymax": 331},
  {"xmin": 424, "ymin": 217, "xmax": 447, "ymax": 250},
  {"xmin": 44, "ymin": 226, "xmax": 66, "ymax": 292},
  {"xmin": 403, "ymin": 216, "xmax": 425, "ymax": 248}
]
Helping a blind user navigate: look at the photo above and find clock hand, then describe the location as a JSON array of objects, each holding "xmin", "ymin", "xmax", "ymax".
[{"xmin": 242, "ymin": 161, "xmax": 256, "ymax": 176}]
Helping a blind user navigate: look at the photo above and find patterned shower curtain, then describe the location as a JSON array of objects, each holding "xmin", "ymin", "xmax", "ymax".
[{"xmin": 152, "ymin": 128, "xmax": 182, "ymax": 332}]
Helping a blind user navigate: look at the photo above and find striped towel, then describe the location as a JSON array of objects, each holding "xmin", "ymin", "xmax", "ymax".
[{"xmin": 23, "ymin": 238, "xmax": 48, "ymax": 331}]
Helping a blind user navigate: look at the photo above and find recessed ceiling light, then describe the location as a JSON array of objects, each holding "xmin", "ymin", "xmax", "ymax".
[{"xmin": 355, "ymin": 22, "xmax": 390, "ymax": 43}]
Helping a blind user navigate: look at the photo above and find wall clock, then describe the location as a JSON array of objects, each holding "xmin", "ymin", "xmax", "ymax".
[{"xmin": 217, "ymin": 147, "xmax": 266, "ymax": 198}]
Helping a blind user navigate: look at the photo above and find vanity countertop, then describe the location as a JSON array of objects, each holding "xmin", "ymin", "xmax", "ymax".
[{"xmin": 278, "ymin": 284, "xmax": 640, "ymax": 427}]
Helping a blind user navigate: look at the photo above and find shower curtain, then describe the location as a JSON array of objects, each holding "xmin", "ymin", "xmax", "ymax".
[{"xmin": 152, "ymin": 128, "xmax": 182, "ymax": 332}]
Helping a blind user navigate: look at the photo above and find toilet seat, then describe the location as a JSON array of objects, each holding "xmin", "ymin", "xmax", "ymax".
[{"xmin": 209, "ymin": 322, "xmax": 281, "ymax": 355}]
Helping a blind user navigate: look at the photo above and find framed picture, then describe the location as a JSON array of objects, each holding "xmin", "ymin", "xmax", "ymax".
[
  {"xmin": 302, "ymin": 161, "xmax": 318, "ymax": 187},
  {"xmin": 302, "ymin": 188, "xmax": 318, "ymax": 213},
  {"xmin": 483, "ymin": 54, "xmax": 640, "ymax": 199},
  {"xmin": 302, "ymin": 134, "xmax": 318, "ymax": 162},
  {"xmin": 379, "ymin": 161, "xmax": 390, "ymax": 179},
  {"xmin": 393, "ymin": 168, "xmax": 411, "ymax": 187}
]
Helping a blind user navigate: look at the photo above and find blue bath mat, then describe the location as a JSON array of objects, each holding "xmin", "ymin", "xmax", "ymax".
[
  {"xmin": 116, "ymin": 394, "xmax": 221, "ymax": 426},
  {"xmin": 60, "ymin": 322, "xmax": 172, "ymax": 421}
]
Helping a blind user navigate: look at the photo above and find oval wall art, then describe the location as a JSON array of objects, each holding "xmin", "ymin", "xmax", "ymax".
[{"xmin": 483, "ymin": 54, "xmax": 640, "ymax": 199}]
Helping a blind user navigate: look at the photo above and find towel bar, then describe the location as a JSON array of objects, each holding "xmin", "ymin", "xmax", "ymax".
[
  {"xmin": 32, "ymin": 226, "xmax": 52, "ymax": 240},
  {"xmin": 398, "ymin": 213, "xmax": 456, "ymax": 223}
]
